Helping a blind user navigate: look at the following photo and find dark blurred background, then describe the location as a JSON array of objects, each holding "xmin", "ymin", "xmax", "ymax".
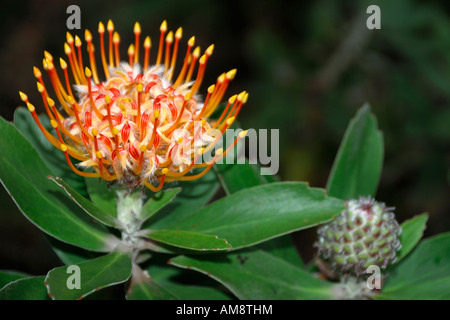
[{"xmin": 0, "ymin": 0, "xmax": 449, "ymax": 275}]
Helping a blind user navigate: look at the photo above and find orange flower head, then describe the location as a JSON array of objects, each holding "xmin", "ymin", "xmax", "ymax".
[{"xmin": 19, "ymin": 20, "xmax": 248, "ymax": 191}]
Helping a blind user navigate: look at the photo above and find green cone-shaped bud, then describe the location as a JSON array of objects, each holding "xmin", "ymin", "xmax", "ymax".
[{"xmin": 316, "ymin": 197, "xmax": 402, "ymax": 277}]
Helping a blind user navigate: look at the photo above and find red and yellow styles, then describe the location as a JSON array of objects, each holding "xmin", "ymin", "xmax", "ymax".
[{"xmin": 19, "ymin": 20, "xmax": 248, "ymax": 191}]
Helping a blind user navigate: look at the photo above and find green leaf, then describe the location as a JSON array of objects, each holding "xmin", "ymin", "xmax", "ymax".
[
  {"xmin": 212, "ymin": 126, "xmax": 273, "ymax": 195},
  {"xmin": 0, "ymin": 270, "xmax": 28, "ymax": 289},
  {"xmin": 127, "ymin": 277, "xmax": 177, "ymax": 300},
  {"xmin": 0, "ymin": 276, "xmax": 50, "ymax": 300},
  {"xmin": 257, "ymin": 235, "xmax": 304, "ymax": 268},
  {"xmin": 326, "ymin": 103, "xmax": 384, "ymax": 200},
  {"xmin": 215, "ymin": 160, "xmax": 268, "ymax": 195},
  {"xmin": 378, "ymin": 232, "xmax": 450, "ymax": 300},
  {"xmin": 152, "ymin": 281, "xmax": 232, "ymax": 300},
  {"xmin": 13, "ymin": 107, "xmax": 88, "ymax": 198},
  {"xmin": 144, "ymin": 169, "xmax": 220, "ymax": 229},
  {"xmin": 84, "ymin": 177, "xmax": 117, "ymax": 218},
  {"xmin": 141, "ymin": 188, "xmax": 181, "ymax": 223},
  {"xmin": 0, "ymin": 117, "xmax": 116, "ymax": 252},
  {"xmin": 127, "ymin": 254, "xmax": 231, "ymax": 300},
  {"xmin": 48, "ymin": 237, "xmax": 101, "ymax": 265},
  {"xmin": 396, "ymin": 213, "xmax": 428, "ymax": 262},
  {"xmin": 49, "ymin": 176, "xmax": 117, "ymax": 227},
  {"xmin": 127, "ymin": 263, "xmax": 232, "ymax": 300},
  {"xmin": 45, "ymin": 251, "xmax": 132, "ymax": 300},
  {"xmin": 170, "ymin": 249, "xmax": 335, "ymax": 299},
  {"xmin": 126, "ymin": 265, "xmax": 177, "ymax": 300},
  {"xmin": 161, "ymin": 182, "xmax": 344, "ymax": 250},
  {"xmin": 145, "ymin": 229, "xmax": 232, "ymax": 251},
  {"xmin": 215, "ymin": 161, "xmax": 303, "ymax": 267}
]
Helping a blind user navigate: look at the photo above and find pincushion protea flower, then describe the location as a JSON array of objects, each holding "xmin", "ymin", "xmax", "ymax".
[{"xmin": 19, "ymin": 20, "xmax": 248, "ymax": 191}]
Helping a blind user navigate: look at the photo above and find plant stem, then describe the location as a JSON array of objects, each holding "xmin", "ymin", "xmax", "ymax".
[{"xmin": 116, "ymin": 188, "xmax": 145, "ymax": 254}]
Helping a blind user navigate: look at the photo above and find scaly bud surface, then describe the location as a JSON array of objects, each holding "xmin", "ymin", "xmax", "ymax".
[{"xmin": 316, "ymin": 197, "xmax": 402, "ymax": 277}]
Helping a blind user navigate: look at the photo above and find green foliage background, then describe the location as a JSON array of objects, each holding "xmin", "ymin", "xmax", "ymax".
[{"xmin": 0, "ymin": 0, "xmax": 449, "ymax": 277}]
